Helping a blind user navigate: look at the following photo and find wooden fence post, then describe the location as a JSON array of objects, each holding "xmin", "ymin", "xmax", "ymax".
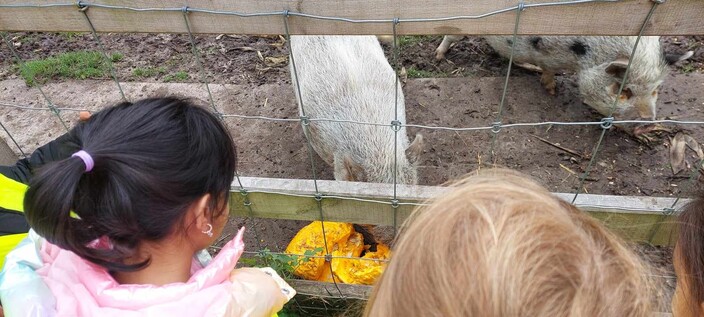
[{"xmin": 0, "ymin": 137, "xmax": 17, "ymax": 165}]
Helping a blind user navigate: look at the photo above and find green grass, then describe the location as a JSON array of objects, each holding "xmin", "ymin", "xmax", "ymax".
[
  {"xmin": 406, "ymin": 67, "xmax": 446, "ymax": 78},
  {"xmin": 163, "ymin": 71, "xmax": 189, "ymax": 82},
  {"xmin": 397, "ymin": 35, "xmax": 425, "ymax": 47},
  {"xmin": 680, "ymin": 64, "xmax": 695, "ymax": 74},
  {"xmin": 58, "ymin": 32, "xmax": 82, "ymax": 41},
  {"xmin": 132, "ymin": 66, "xmax": 167, "ymax": 78},
  {"xmin": 110, "ymin": 52, "xmax": 124, "ymax": 62},
  {"xmin": 18, "ymin": 51, "xmax": 123, "ymax": 86}
]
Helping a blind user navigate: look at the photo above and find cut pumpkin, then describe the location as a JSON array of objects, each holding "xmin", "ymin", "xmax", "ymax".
[
  {"xmin": 286, "ymin": 221, "xmax": 391, "ymax": 284},
  {"xmin": 284, "ymin": 221, "xmax": 353, "ymax": 280}
]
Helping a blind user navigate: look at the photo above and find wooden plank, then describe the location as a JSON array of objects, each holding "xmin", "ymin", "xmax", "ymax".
[
  {"xmin": 0, "ymin": 135, "xmax": 17, "ymax": 165},
  {"xmin": 1, "ymin": 0, "xmax": 702, "ymax": 35},
  {"xmin": 230, "ymin": 177, "xmax": 684, "ymax": 245},
  {"xmin": 288, "ymin": 279, "xmax": 373, "ymax": 300}
]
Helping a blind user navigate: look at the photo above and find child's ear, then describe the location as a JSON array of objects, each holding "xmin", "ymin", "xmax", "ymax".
[{"xmin": 191, "ymin": 194, "xmax": 212, "ymax": 233}]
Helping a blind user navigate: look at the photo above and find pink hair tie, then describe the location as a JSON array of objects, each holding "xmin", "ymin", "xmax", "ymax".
[{"xmin": 72, "ymin": 150, "xmax": 94, "ymax": 172}]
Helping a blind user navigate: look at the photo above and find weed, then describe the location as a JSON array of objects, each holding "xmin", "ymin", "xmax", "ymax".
[
  {"xmin": 406, "ymin": 67, "xmax": 446, "ymax": 78},
  {"xmin": 58, "ymin": 32, "xmax": 82, "ymax": 41},
  {"xmin": 239, "ymin": 247, "xmax": 322, "ymax": 279},
  {"xmin": 110, "ymin": 52, "xmax": 124, "ymax": 62},
  {"xmin": 17, "ymin": 51, "xmax": 121, "ymax": 86},
  {"xmin": 681, "ymin": 64, "xmax": 695, "ymax": 74},
  {"xmin": 132, "ymin": 66, "xmax": 167, "ymax": 78},
  {"xmin": 163, "ymin": 71, "xmax": 189, "ymax": 82},
  {"xmin": 397, "ymin": 36, "xmax": 424, "ymax": 47}
]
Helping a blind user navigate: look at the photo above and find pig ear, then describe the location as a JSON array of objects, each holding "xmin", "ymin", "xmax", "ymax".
[
  {"xmin": 405, "ymin": 134, "xmax": 424, "ymax": 165},
  {"xmin": 335, "ymin": 154, "xmax": 367, "ymax": 182},
  {"xmin": 605, "ymin": 58, "xmax": 630, "ymax": 79},
  {"xmin": 665, "ymin": 51, "xmax": 694, "ymax": 65}
]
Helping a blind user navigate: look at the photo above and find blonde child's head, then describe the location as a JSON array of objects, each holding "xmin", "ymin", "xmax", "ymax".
[
  {"xmin": 673, "ymin": 192, "xmax": 704, "ymax": 317},
  {"xmin": 365, "ymin": 169, "xmax": 655, "ymax": 317}
]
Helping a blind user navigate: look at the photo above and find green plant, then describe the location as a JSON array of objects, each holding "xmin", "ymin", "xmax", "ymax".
[
  {"xmin": 276, "ymin": 307, "xmax": 301, "ymax": 317},
  {"xmin": 59, "ymin": 32, "xmax": 81, "ymax": 41},
  {"xmin": 680, "ymin": 64, "xmax": 695, "ymax": 74},
  {"xmin": 397, "ymin": 35, "xmax": 424, "ymax": 47},
  {"xmin": 110, "ymin": 52, "xmax": 124, "ymax": 62},
  {"xmin": 132, "ymin": 66, "xmax": 167, "ymax": 78},
  {"xmin": 406, "ymin": 67, "xmax": 442, "ymax": 78},
  {"xmin": 163, "ymin": 71, "xmax": 189, "ymax": 82},
  {"xmin": 239, "ymin": 247, "xmax": 323, "ymax": 279},
  {"xmin": 17, "ymin": 51, "xmax": 121, "ymax": 86}
]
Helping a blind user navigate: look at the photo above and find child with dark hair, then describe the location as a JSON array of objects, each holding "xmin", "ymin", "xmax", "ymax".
[
  {"xmin": 0, "ymin": 129, "xmax": 81, "ymax": 268},
  {"xmin": 672, "ymin": 191, "xmax": 704, "ymax": 317},
  {"xmin": 0, "ymin": 98, "xmax": 293, "ymax": 316}
]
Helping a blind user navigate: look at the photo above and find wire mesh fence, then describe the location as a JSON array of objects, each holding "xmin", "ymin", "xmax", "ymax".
[{"xmin": 0, "ymin": 0, "xmax": 701, "ymax": 314}]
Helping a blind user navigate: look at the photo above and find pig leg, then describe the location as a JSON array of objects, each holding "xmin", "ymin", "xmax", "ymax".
[
  {"xmin": 540, "ymin": 72, "xmax": 557, "ymax": 96},
  {"xmin": 435, "ymin": 35, "xmax": 462, "ymax": 60}
]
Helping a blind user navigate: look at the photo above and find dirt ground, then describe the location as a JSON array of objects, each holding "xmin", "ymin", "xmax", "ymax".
[{"xmin": 1, "ymin": 33, "xmax": 702, "ymax": 312}]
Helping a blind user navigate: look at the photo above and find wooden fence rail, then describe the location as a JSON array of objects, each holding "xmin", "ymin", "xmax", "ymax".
[
  {"xmin": 1, "ymin": 0, "xmax": 703, "ymax": 35},
  {"xmin": 230, "ymin": 177, "xmax": 684, "ymax": 246}
]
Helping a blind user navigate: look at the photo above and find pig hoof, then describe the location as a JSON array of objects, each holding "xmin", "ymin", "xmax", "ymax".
[{"xmin": 435, "ymin": 50, "xmax": 446, "ymax": 60}]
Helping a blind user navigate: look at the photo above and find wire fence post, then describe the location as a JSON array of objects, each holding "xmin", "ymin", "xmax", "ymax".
[
  {"xmin": 182, "ymin": 6, "xmax": 222, "ymax": 118},
  {"xmin": 488, "ymin": 1, "xmax": 525, "ymax": 165},
  {"xmin": 646, "ymin": 162, "xmax": 701, "ymax": 243},
  {"xmin": 390, "ymin": 18, "xmax": 402, "ymax": 236},
  {"xmin": 77, "ymin": 1, "xmax": 127, "ymax": 102},
  {"xmin": 283, "ymin": 11, "xmax": 345, "ymax": 298}
]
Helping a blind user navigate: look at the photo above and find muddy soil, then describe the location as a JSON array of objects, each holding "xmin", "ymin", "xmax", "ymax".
[{"xmin": 2, "ymin": 33, "xmax": 702, "ymax": 84}]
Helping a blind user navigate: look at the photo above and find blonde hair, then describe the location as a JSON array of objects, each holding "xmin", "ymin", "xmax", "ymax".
[{"xmin": 365, "ymin": 169, "xmax": 655, "ymax": 317}]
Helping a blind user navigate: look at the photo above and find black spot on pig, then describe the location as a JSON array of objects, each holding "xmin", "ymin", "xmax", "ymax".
[
  {"xmin": 529, "ymin": 37, "xmax": 543, "ymax": 50},
  {"xmin": 570, "ymin": 41, "xmax": 589, "ymax": 56}
]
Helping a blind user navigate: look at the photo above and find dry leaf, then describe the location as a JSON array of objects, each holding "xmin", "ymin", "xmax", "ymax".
[
  {"xmin": 264, "ymin": 55, "xmax": 288, "ymax": 67},
  {"xmin": 683, "ymin": 135, "xmax": 704, "ymax": 161},
  {"xmin": 670, "ymin": 133, "xmax": 687, "ymax": 175}
]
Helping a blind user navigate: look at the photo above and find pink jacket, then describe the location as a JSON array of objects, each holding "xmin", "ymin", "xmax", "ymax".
[{"xmin": 0, "ymin": 228, "xmax": 295, "ymax": 317}]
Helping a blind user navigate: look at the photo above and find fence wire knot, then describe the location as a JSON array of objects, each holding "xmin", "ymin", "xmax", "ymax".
[
  {"xmin": 76, "ymin": 0, "xmax": 87, "ymax": 10},
  {"xmin": 663, "ymin": 207, "xmax": 676, "ymax": 215},
  {"xmin": 324, "ymin": 254, "xmax": 332, "ymax": 262},
  {"xmin": 47, "ymin": 105, "xmax": 61, "ymax": 116},
  {"xmin": 314, "ymin": 193, "xmax": 323, "ymax": 201},
  {"xmin": 283, "ymin": 9, "xmax": 290, "ymax": 17},
  {"xmin": 181, "ymin": 6, "xmax": 189, "ymax": 13},
  {"xmin": 392, "ymin": 17, "xmax": 400, "ymax": 25},
  {"xmin": 491, "ymin": 121, "xmax": 502, "ymax": 134},
  {"xmin": 390, "ymin": 120, "xmax": 402, "ymax": 132},
  {"xmin": 600, "ymin": 117, "xmax": 614, "ymax": 130},
  {"xmin": 651, "ymin": 0, "xmax": 666, "ymax": 4},
  {"xmin": 300, "ymin": 115, "xmax": 310, "ymax": 126},
  {"xmin": 391, "ymin": 199, "xmax": 399, "ymax": 208},
  {"xmin": 239, "ymin": 188, "xmax": 249, "ymax": 196},
  {"xmin": 517, "ymin": 1, "xmax": 526, "ymax": 11}
]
